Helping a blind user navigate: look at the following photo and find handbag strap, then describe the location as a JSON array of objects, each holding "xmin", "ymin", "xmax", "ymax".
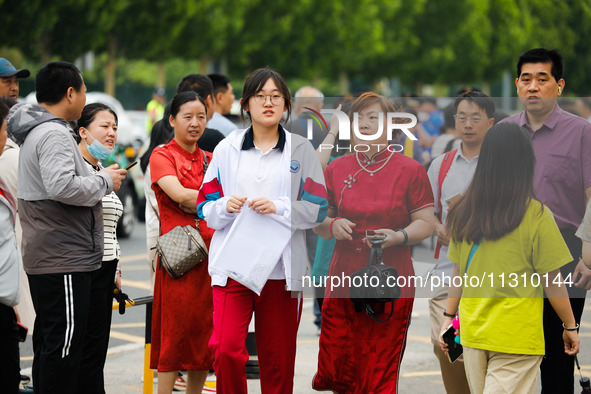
[
  {"xmin": 465, "ymin": 237, "xmax": 483, "ymax": 274},
  {"xmin": 201, "ymin": 148, "xmax": 208, "ymax": 172},
  {"xmin": 367, "ymin": 244, "xmax": 384, "ymax": 267},
  {"xmin": 365, "ymin": 302, "xmax": 394, "ymax": 323}
]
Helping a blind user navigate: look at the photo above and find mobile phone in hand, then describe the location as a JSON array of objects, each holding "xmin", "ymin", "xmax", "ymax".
[
  {"xmin": 441, "ymin": 324, "xmax": 463, "ymax": 363},
  {"xmin": 17, "ymin": 322, "xmax": 28, "ymax": 342},
  {"xmin": 125, "ymin": 161, "xmax": 138, "ymax": 171},
  {"xmin": 365, "ymin": 230, "xmax": 386, "ymax": 240}
]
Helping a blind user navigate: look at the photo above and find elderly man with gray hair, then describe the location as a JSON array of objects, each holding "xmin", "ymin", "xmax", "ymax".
[{"xmin": 289, "ymin": 86, "xmax": 325, "ymax": 149}]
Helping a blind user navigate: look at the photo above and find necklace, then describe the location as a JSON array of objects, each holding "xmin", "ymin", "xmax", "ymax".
[{"xmin": 355, "ymin": 150, "xmax": 395, "ymax": 176}]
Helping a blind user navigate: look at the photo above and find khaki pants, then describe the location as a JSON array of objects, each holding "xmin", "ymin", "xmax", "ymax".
[
  {"xmin": 463, "ymin": 346, "xmax": 543, "ymax": 394},
  {"xmin": 429, "ymin": 296, "xmax": 471, "ymax": 394}
]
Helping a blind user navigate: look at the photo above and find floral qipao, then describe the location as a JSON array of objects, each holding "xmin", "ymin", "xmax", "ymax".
[{"xmin": 313, "ymin": 149, "xmax": 434, "ymax": 393}]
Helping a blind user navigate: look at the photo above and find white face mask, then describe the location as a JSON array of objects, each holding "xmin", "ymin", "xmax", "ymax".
[{"xmin": 84, "ymin": 129, "xmax": 113, "ymax": 160}]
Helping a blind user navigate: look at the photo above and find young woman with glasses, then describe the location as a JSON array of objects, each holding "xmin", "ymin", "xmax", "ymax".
[{"xmin": 197, "ymin": 68, "xmax": 328, "ymax": 393}]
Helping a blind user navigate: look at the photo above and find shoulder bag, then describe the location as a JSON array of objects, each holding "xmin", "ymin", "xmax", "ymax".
[{"xmin": 155, "ymin": 149, "xmax": 209, "ymax": 279}]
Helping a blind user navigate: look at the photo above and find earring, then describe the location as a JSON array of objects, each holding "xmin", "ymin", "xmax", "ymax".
[{"xmin": 558, "ymin": 87, "xmax": 562, "ymax": 94}]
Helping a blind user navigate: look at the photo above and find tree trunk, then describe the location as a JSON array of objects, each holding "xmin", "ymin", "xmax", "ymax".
[
  {"xmin": 199, "ymin": 56, "xmax": 210, "ymax": 75},
  {"xmin": 37, "ymin": 29, "xmax": 52, "ymax": 64},
  {"xmin": 105, "ymin": 36, "xmax": 117, "ymax": 96},
  {"xmin": 157, "ymin": 61, "xmax": 166, "ymax": 89},
  {"xmin": 339, "ymin": 72, "xmax": 349, "ymax": 96}
]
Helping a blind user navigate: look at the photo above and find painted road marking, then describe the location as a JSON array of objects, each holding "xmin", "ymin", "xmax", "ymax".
[
  {"xmin": 407, "ymin": 335, "xmax": 432, "ymax": 344},
  {"xmin": 120, "ymin": 253, "xmax": 147, "ymax": 263},
  {"xmin": 402, "ymin": 371, "xmax": 441, "ymax": 377},
  {"xmin": 120, "ymin": 265, "xmax": 150, "ymax": 271},
  {"xmin": 110, "ymin": 330, "xmax": 145, "ymax": 343},
  {"xmin": 111, "ymin": 322, "xmax": 145, "ymax": 329},
  {"xmin": 121, "ymin": 279, "xmax": 152, "ymax": 290}
]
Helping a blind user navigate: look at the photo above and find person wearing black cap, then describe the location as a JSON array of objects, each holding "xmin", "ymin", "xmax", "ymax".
[{"xmin": 0, "ymin": 58, "xmax": 30, "ymax": 100}]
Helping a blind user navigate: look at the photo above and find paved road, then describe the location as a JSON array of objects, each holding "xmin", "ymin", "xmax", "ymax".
[{"xmin": 19, "ymin": 223, "xmax": 591, "ymax": 393}]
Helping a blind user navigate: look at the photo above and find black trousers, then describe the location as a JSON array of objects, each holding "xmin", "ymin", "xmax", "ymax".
[
  {"xmin": 78, "ymin": 260, "xmax": 118, "ymax": 394},
  {"xmin": 28, "ymin": 261, "xmax": 117, "ymax": 394},
  {"xmin": 0, "ymin": 303, "xmax": 20, "ymax": 394},
  {"xmin": 540, "ymin": 230, "xmax": 587, "ymax": 394}
]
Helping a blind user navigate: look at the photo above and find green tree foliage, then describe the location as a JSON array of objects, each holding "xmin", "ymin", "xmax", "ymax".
[{"xmin": 2, "ymin": 0, "xmax": 590, "ymax": 93}]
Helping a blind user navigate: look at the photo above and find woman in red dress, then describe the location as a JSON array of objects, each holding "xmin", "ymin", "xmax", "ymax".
[
  {"xmin": 313, "ymin": 93, "xmax": 434, "ymax": 393},
  {"xmin": 149, "ymin": 91, "xmax": 214, "ymax": 394}
]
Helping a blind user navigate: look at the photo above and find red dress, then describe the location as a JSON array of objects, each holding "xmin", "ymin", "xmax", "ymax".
[
  {"xmin": 312, "ymin": 150, "xmax": 433, "ymax": 393},
  {"xmin": 149, "ymin": 139, "xmax": 215, "ymax": 371}
]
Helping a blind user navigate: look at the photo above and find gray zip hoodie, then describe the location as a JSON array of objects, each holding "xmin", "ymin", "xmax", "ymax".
[{"xmin": 6, "ymin": 103, "xmax": 114, "ymax": 274}]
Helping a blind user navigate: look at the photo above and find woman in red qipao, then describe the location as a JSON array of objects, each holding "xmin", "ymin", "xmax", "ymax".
[
  {"xmin": 312, "ymin": 93, "xmax": 434, "ymax": 393},
  {"xmin": 149, "ymin": 91, "xmax": 214, "ymax": 394}
]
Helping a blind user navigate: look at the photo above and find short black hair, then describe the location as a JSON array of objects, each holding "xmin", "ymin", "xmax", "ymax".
[
  {"xmin": 176, "ymin": 74, "xmax": 214, "ymax": 100},
  {"xmin": 75, "ymin": 103, "xmax": 118, "ymax": 144},
  {"xmin": 0, "ymin": 99, "xmax": 9, "ymax": 127},
  {"xmin": 516, "ymin": 48, "xmax": 563, "ymax": 81},
  {"xmin": 240, "ymin": 67, "xmax": 291, "ymax": 122},
  {"xmin": 170, "ymin": 91, "xmax": 208, "ymax": 118},
  {"xmin": 454, "ymin": 91, "xmax": 495, "ymax": 119},
  {"xmin": 36, "ymin": 61, "xmax": 84, "ymax": 105},
  {"xmin": 421, "ymin": 97, "xmax": 437, "ymax": 106},
  {"xmin": 208, "ymin": 73, "xmax": 231, "ymax": 96}
]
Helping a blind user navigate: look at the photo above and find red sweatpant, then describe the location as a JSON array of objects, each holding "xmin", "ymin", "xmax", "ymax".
[{"xmin": 210, "ymin": 279, "xmax": 302, "ymax": 394}]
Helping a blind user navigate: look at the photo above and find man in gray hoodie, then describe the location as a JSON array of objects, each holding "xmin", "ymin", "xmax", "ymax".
[{"xmin": 7, "ymin": 61, "xmax": 126, "ymax": 394}]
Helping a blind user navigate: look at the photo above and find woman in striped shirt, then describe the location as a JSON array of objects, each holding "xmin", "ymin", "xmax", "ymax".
[{"xmin": 76, "ymin": 103, "xmax": 124, "ymax": 390}]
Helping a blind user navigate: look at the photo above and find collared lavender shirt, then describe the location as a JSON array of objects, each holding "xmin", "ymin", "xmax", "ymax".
[{"xmin": 501, "ymin": 104, "xmax": 591, "ymax": 231}]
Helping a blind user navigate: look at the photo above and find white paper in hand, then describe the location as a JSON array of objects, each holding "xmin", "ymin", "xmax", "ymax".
[{"xmin": 211, "ymin": 205, "xmax": 291, "ymax": 294}]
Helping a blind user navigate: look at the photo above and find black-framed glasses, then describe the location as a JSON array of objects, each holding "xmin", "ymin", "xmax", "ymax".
[
  {"xmin": 253, "ymin": 93, "xmax": 284, "ymax": 105},
  {"xmin": 454, "ymin": 114, "xmax": 485, "ymax": 124}
]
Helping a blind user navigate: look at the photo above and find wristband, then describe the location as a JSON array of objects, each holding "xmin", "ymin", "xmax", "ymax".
[
  {"xmin": 562, "ymin": 322, "xmax": 580, "ymax": 331},
  {"xmin": 395, "ymin": 228, "xmax": 408, "ymax": 247},
  {"xmin": 443, "ymin": 310, "xmax": 456, "ymax": 318},
  {"xmin": 329, "ymin": 217, "xmax": 342, "ymax": 237}
]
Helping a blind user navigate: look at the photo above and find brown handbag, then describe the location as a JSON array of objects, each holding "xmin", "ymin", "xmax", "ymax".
[
  {"xmin": 156, "ymin": 224, "xmax": 208, "ymax": 279},
  {"xmin": 154, "ymin": 149, "xmax": 209, "ymax": 279}
]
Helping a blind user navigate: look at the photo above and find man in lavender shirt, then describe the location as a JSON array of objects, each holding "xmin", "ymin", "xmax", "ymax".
[{"xmin": 502, "ymin": 48, "xmax": 591, "ymax": 394}]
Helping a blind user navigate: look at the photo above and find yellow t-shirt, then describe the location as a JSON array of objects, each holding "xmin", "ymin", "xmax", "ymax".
[{"xmin": 447, "ymin": 200, "xmax": 572, "ymax": 355}]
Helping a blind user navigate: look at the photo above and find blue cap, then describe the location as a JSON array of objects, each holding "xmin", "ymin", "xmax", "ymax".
[
  {"xmin": 154, "ymin": 88, "xmax": 166, "ymax": 96},
  {"xmin": 0, "ymin": 58, "xmax": 30, "ymax": 78}
]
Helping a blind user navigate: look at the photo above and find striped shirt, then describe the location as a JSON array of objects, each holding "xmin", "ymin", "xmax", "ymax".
[{"xmin": 86, "ymin": 162, "xmax": 123, "ymax": 261}]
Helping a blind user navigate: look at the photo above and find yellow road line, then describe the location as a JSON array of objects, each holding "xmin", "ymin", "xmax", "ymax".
[
  {"xmin": 111, "ymin": 322, "xmax": 146, "ymax": 329},
  {"xmin": 407, "ymin": 335, "xmax": 432, "ymax": 344},
  {"xmin": 120, "ymin": 253, "xmax": 148, "ymax": 263},
  {"xmin": 121, "ymin": 279, "xmax": 152, "ymax": 290},
  {"xmin": 121, "ymin": 265, "xmax": 149, "ymax": 271},
  {"xmin": 402, "ymin": 371, "xmax": 441, "ymax": 377},
  {"xmin": 110, "ymin": 330, "xmax": 145, "ymax": 343}
]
